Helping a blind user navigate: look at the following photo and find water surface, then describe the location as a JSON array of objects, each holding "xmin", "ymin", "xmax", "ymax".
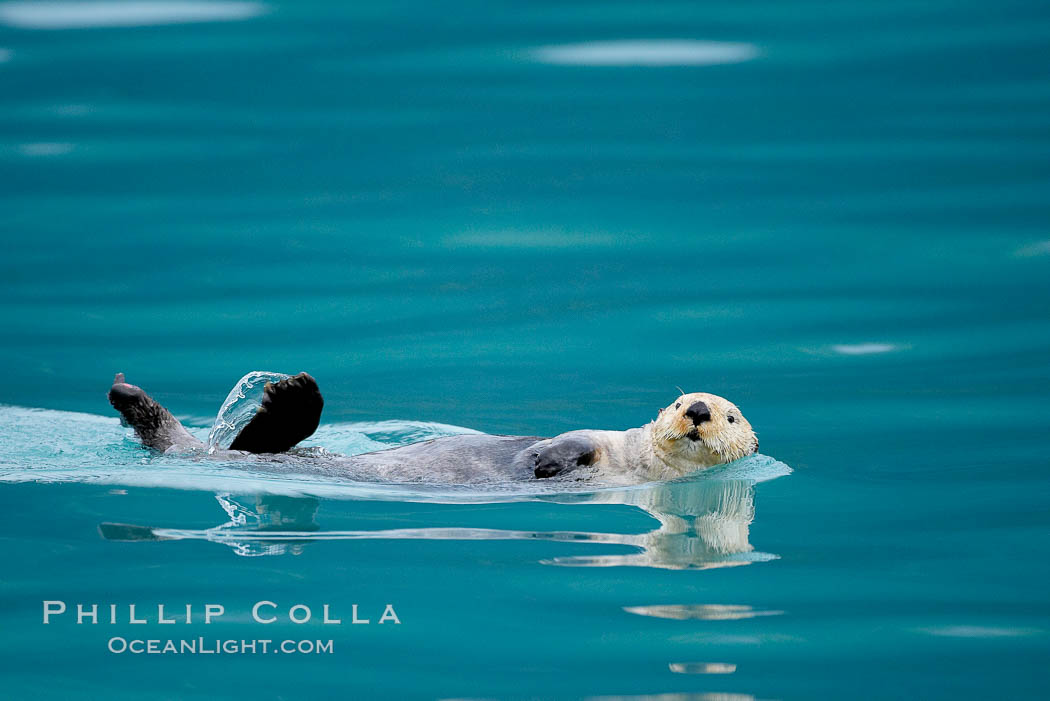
[{"xmin": 1, "ymin": 0, "xmax": 1049, "ymax": 698}]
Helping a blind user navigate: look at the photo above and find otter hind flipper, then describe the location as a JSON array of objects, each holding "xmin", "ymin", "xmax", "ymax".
[
  {"xmin": 108, "ymin": 373, "xmax": 203, "ymax": 452},
  {"xmin": 534, "ymin": 435, "xmax": 598, "ymax": 479},
  {"xmin": 229, "ymin": 372, "xmax": 324, "ymax": 454}
]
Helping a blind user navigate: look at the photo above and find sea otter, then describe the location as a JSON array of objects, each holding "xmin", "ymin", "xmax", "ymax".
[{"xmin": 108, "ymin": 372, "xmax": 759, "ymax": 483}]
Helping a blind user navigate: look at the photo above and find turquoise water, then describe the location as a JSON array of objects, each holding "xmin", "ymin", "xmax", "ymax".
[{"xmin": 2, "ymin": 0, "xmax": 1050, "ymax": 698}]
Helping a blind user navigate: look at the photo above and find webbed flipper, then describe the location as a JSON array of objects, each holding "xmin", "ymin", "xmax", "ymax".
[
  {"xmin": 108, "ymin": 373, "xmax": 203, "ymax": 452},
  {"xmin": 534, "ymin": 435, "xmax": 598, "ymax": 479},
  {"xmin": 229, "ymin": 372, "xmax": 323, "ymax": 454}
]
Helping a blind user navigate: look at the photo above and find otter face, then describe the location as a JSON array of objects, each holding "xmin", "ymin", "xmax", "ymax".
[{"xmin": 651, "ymin": 392, "xmax": 759, "ymax": 470}]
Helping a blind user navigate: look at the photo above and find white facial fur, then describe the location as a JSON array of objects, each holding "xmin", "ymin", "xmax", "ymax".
[{"xmin": 649, "ymin": 392, "xmax": 759, "ymax": 473}]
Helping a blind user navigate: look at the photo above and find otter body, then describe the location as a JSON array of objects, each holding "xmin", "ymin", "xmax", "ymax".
[
  {"xmin": 332, "ymin": 428, "xmax": 654, "ymax": 484},
  {"xmin": 339, "ymin": 434, "xmax": 544, "ymax": 483},
  {"xmin": 108, "ymin": 372, "xmax": 759, "ymax": 484}
]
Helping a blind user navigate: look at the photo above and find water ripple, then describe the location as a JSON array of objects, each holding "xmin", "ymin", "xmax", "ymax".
[
  {"xmin": 623, "ymin": 604, "xmax": 784, "ymax": 621},
  {"xmin": 668, "ymin": 663, "xmax": 738, "ymax": 675},
  {"xmin": 0, "ymin": 1, "xmax": 266, "ymax": 29},
  {"xmin": 529, "ymin": 40, "xmax": 759, "ymax": 67}
]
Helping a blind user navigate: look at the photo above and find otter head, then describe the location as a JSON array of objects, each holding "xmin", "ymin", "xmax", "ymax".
[{"xmin": 649, "ymin": 392, "xmax": 759, "ymax": 474}]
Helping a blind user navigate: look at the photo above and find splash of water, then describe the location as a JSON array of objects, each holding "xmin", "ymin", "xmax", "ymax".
[{"xmin": 206, "ymin": 370, "xmax": 290, "ymax": 450}]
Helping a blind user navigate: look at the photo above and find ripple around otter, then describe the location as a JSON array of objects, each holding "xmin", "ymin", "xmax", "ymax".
[
  {"xmin": 0, "ymin": 404, "xmax": 791, "ymax": 567},
  {"xmin": 0, "ymin": 404, "xmax": 791, "ymax": 500}
]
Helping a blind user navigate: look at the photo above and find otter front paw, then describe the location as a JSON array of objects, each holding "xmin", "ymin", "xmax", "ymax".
[{"xmin": 534, "ymin": 436, "xmax": 598, "ymax": 479}]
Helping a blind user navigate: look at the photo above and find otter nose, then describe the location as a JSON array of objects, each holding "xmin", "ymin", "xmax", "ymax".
[{"xmin": 685, "ymin": 401, "xmax": 711, "ymax": 425}]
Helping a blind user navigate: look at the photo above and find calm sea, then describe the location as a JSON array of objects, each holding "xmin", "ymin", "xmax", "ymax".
[{"xmin": 1, "ymin": 1, "xmax": 1049, "ymax": 698}]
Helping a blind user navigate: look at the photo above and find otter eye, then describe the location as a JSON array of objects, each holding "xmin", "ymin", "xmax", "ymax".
[
  {"xmin": 728, "ymin": 415, "xmax": 735, "ymax": 423},
  {"xmin": 675, "ymin": 403, "xmax": 681, "ymax": 409}
]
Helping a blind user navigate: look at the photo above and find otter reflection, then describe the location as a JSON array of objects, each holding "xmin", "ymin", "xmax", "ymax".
[
  {"xmin": 542, "ymin": 477, "xmax": 772, "ymax": 569},
  {"xmin": 213, "ymin": 494, "xmax": 321, "ymax": 557},
  {"xmin": 99, "ymin": 465, "xmax": 787, "ymax": 569}
]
